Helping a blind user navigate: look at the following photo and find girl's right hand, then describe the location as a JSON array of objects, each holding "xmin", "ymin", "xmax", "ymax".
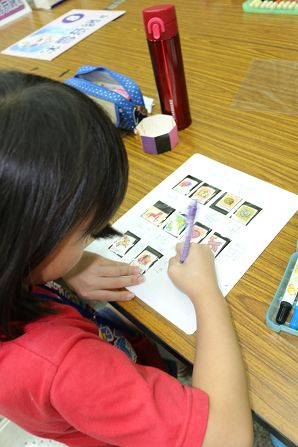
[{"xmin": 168, "ymin": 243, "xmax": 221, "ymax": 304}]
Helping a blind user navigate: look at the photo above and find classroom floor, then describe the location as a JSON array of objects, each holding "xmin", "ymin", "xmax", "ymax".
[{"xmin": 253, "ymin": 420, "xmax": 274, "ymax": 447}]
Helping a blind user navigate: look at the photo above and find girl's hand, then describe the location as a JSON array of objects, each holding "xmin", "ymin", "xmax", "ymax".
[
  {"xmin": 63, "ymin": 251, "xmax": 144, "ymax": 301},
  {"xmin": 168, "ymin": 243, "xmax": 220, "ymax": 302}
]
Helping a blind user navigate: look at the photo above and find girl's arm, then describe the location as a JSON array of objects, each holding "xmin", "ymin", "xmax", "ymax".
[{"xmin": 168, "ymin": 244, "xmax": 253, "ymax": 447}]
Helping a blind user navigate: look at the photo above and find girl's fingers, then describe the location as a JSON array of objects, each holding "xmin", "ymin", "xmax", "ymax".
[
  {"xmin": 95, "ymin": 265, "xmax": 141, "ymax": 277},
  {"xmin": 87, "ymin": 289, "xmax": 135, "ymax": 302},
  {"xmin": 91, "ymin": 274, "xmax": 145, "ymax": 290}
]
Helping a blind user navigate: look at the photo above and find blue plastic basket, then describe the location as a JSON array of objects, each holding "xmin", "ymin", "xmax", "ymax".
[
  {"xmin": 270, "ymin": 434, "xmax": 287, "ymax": 447},
  {"xmin": 266, "ymin": 241, "xmax": 298, "ymax": 336}
]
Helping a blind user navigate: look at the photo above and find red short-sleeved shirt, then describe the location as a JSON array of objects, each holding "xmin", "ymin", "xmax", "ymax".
[{"xmin": 0, "ymin": 299, "xmax": 208, "ymax": 447}]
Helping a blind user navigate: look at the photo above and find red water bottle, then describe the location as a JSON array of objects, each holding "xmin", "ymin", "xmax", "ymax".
[{"xmin": 143, "ymin": 4, "xmax": 191, "ymax": 130}]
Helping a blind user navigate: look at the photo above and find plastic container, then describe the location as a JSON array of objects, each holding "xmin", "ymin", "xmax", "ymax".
[
  {"xmin": 270, "ymin": 434, "xmax": 287, "ymax": 447},
  {"xmin": 266, "ymin": 241, "xmax": 298, "ymax": 336},
  {"xmin": 143, "ymin": 4, "xmax": 191, "ymax": 130}
]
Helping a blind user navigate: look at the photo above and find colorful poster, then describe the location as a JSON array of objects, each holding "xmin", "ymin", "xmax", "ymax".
[{"xmin": 1, "ymin": 9, "xmax": 125, "ymax": 60}]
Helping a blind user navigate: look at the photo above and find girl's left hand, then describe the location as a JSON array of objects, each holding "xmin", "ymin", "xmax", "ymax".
[{"xmin": 62, "ymin": 251, "xmax": 144, "ymax": 301}]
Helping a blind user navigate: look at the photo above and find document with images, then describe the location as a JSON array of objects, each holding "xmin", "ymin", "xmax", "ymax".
[
  {"xmin": 1, "ymin": 9, "xmax": 125, "ymax": 60},
  {"xmin": 87, "ymin": 154, "xmax": 298, "ymax": 334}
]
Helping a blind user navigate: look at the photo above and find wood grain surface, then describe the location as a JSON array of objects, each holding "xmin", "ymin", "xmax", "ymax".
[{"xmin": 0, "ymin": 0, "xmax": 297, "ymax": 444}]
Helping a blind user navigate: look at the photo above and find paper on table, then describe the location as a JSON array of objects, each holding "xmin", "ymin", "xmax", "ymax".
[
  {"xmin": 87, "ymin": 154, "xmax": 298, "ymax": 334},
  {"xmin": 1, "ymin": 9, "xmax": 125, "ymax": 60}
]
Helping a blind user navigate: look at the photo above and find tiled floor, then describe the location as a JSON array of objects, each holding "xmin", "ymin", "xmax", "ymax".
[{"xmin": 253, "ymin": 420, "xmax": 273, "ymax": 447}]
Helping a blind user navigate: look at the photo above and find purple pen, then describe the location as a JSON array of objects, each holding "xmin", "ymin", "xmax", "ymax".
[{"xmin": 180, "ymin": 199, "xmax": 197, "ymax": 263}]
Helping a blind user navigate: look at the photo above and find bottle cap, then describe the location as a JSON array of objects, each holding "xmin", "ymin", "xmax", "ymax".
[
  {"xmin": 289, "ymin": 306, "xmax": 298, "ymax": 330},
  {"xmin": 143, "ymin": 4, "xmax": 178, "ymax": 41},
  {"xmin": 275, "ymin": 301, "xmax": 292, "ymax": 325}
]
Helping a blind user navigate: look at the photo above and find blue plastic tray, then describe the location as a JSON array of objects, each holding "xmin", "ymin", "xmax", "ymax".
[{"xmin": 266, "ymin": 242, "xmax": 298, "ymax": 336}]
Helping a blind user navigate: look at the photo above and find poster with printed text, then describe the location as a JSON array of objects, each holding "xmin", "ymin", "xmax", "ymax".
[{"xmin": 1, "ymin": 9, "xmax": 125, "ymax": 60}]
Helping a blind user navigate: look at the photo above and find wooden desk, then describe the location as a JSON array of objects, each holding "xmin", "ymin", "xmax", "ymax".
[{"xmin": 1, "ymin": 1, "xmax": 297, "ymax": 445}]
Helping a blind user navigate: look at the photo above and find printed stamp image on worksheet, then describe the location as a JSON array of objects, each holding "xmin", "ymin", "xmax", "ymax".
[
  {"xmin": 230, "ymin": 202, "xmax": 262, "ymax": 225},
  {"xmin": 173, "ymin": 175, "xmax": 202, "ymax": 195},
  {"xmin": 204, "ymin": 233, "xmax": 231, "ymax": 257},
  {"xmin": 210, "ymin": 192, "xmax": 242, "ymax": 215},
  {"xmin": 109, "ymin": 231, "xmax": 140, "ymax": 258},
  {"xmin": 87, "ymin": 154, "xmax": 298, "ymax": 335},
  {"xmin": 130, "ymin": 247, "xmax": 163, "ymax": 274},
  {"xmin": 190, "ymin": 183, "xmax": 221, "ymax": 204},
  {"xmin": 142, "ymin": 201, "xmax": 175, "ymax": 226},
  {"xmin": 182, "ymin": 222, "xmax": 211, "ymax": 243},
  {"xmin": 162, "ymin": 211, "xmax": 187, "ymax": 237}
]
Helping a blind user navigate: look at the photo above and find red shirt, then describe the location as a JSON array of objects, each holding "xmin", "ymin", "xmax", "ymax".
[{"xmin": 0, "ymin": 301, "xmax": 208, "ymax": 447}]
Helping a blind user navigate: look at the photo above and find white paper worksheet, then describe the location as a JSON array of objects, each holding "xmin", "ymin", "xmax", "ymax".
[{"xmin": 87, "ymin": 154, "xmax": 298, "ymax": 334}]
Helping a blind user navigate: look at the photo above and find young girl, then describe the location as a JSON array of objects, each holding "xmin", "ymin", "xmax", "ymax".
[{"xmin": 0, "ymin": 71, "xmax": 253, "ymax": 447}]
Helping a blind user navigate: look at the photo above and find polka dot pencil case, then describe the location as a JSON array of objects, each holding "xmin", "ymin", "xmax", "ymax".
[
  {"xmin": 65, "ymin": 66, "xmax": 147, "ymax": 132},
  {"xmin": 243, "ymin": 0, "xmax": 298, "ymax": 14}
]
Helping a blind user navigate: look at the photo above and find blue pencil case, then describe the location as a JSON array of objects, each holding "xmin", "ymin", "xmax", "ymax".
[
  {"xmin": 266, "ymin": 241, "xmax": 298, "ymax": 336},
  {"xmin": 64, "ymin": 66, "xmax": 147, "ymax": 132}
]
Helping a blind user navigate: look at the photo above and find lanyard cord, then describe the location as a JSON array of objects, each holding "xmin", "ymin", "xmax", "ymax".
[
  {"xmin": 33, "ymin": 283, "xmax": 139, "ymax": 363},
  {"xmin": 33, "ymin": 283, "xmax": 113, "ymax": 328}
]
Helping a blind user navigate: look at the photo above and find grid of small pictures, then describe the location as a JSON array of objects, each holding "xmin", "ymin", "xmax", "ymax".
[
  {"xmin": 173, "ymin": 175, "xmax": 262, "ymax": 225},
  {"xmin": 108, "ymin": 175, "xmax": 263, "ymax": 272},
  {"xmin": 141, "ymin": 201, "xmax": 231, "ymax": 258}
]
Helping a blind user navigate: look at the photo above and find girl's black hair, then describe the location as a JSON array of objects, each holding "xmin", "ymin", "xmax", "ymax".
[{"xmin": 0, "ymin": 70, "xmax": 128, "ymax": 340}]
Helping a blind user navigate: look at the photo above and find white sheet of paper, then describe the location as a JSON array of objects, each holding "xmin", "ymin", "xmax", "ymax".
[
  {"xmin": 1, "ymin": 9, "xmax": 125, "ymax": 60},
  {"xmin": 87, "ymin": 154, "xmax": 298, "ymax": 334}
]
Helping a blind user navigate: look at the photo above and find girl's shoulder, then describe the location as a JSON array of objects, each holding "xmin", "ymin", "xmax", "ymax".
[{"xmin": 5, "ymin": 301, "xmax": 101, "ymax": 367}]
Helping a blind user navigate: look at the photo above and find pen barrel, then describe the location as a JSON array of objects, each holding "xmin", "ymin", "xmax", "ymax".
[{"xmin": 180, "ymin": 237, "xmax": 190, "ymax": 263}]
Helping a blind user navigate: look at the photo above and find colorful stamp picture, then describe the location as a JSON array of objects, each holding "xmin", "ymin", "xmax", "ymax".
[
  {"xmin": 210, "ymin": 192, "xmax": 242, "ymax": 215},
  {"xmin": 109, "ymin": 231, "xmax": 140, "ymax": 258},
  {"xmin": 142, "ymin": 201, "xmax": 175, "ymax": 226},
  {"xmin": 190, "ymin": 183, "xmax": 221, "ymax": 205},
  {"xmin": 231, "ymin": 201, "xmax": 262, "ymax": 225},
  {"xmin": 205, "ymin": 233, "xmax": 231, "ymax": 257},
  {"xmin": 163, "ymin": 211, "xmax": 187, "ymax": 237},
  {"xmin": 130, "ymin": 246, "xmax": 163, "ymax": 274},
  {"xmin": 188, "ymin": 222, "xmax": 211, "ymax": 243},
  {"xmin": 173, "ymin": 175, "xmax": 202, "ymax": 196}
]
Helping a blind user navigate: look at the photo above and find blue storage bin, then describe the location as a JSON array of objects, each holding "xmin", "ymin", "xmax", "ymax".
[
  {"xmin": 270, "ymin": 433, "xmax": 287, "ymax": 447},
  {"xmin": 266, "ymin": 242, "xmax": 298, "ymax": 336}
]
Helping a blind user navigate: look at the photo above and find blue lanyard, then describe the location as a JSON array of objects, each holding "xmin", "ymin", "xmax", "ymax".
[
  {"xmin": 33, "ymin": 283, "xmax": 139, "ymax": 363},
  {"xmin": 33, "ymin": 283, "xmax": 112, "ymax": 328}
]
